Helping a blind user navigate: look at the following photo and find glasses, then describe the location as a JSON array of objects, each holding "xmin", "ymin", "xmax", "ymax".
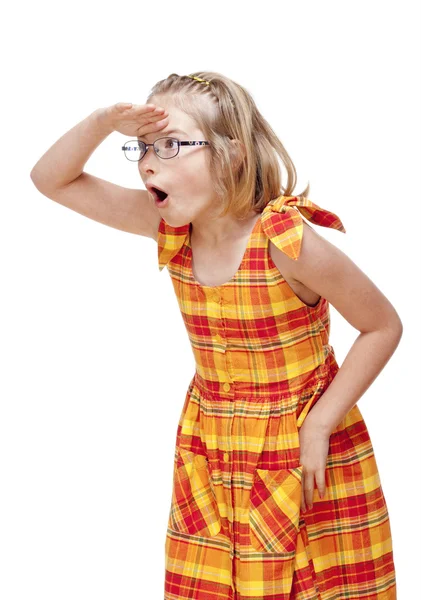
[{"xmin": 121, "ymin": 137, "xmax": 210, "ymax": 162}]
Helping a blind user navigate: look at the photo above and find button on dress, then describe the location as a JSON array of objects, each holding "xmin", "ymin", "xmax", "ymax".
[{"xmin": 157, "ymin": 195, "xmax": 396, "ymax": 599}]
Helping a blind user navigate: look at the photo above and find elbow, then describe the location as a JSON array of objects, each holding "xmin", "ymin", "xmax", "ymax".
[
  {"xmin": 384, "ymin": 316, "xmax": 403, "ymax": 344},
  {"xmin": 382, "ymin": 303, "xmax": 404, "ymax": 338},
  {"xmin": 30, "ymin": 168, "xmax": 41, "ymax": 188},
  {"xmin": 390, "ymin": 307, "xmax": 404, "ymax": 337},
  {"xmin": 30, "ymin": 168, "xmax": 49, "ymax": 193}
]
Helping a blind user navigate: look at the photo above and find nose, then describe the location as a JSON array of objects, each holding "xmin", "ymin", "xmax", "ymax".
[{"xmin": 138, "ymin": 144, "xmax": 160, "ymax": 176}]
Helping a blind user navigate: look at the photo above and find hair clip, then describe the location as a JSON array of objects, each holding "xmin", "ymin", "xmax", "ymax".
[{"xmin": 187, "ymin": 75, "xmax": 210, "ymax": 85}]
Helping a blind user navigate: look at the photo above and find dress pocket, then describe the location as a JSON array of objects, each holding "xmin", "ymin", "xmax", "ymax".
[
  {"xmin": 249, "ymin": 465, "xmax": 303, "ymax": 553},
  {"xmin": 169, "ymin": 447, "xmax": 221, "ymax": 538}
]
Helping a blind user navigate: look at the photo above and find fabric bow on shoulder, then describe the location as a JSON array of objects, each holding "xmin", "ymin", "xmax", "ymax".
[{"xmin": 260, "ymin": 195, "xmax": 346, "ymax": 261}]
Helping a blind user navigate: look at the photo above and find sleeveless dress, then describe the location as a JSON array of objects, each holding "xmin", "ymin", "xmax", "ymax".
[{"xmin": 157, "ymin": 195, "xmax": 396, "ymax": 600}]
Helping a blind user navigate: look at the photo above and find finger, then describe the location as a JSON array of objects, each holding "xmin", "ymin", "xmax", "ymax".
[
  {"xmin": 127, "ymin": 104, "xmax": 162, "ymax": 114},
  {"xmin": 304, "ymin": 473, "xmax": 314, "ymax": 510},
  {"xmin": 149, "ymin": 113, "xmax": 169, "ymax": 122},
  {"xmin": 140, "ymin": 116, "xmax": 169, "ymax": 129},
  {"xmin": 301, "ymin": 477, "xmax": 307, "ymax": 513},
  {"xmin": 136, "ymin": 117, "xmax": 169, "ymax": 137},
  {"xmin": 141, "ymin": 108, "xmax": 168, "ymax": 122},
  {"xmin": 143, "ymin": 106, "xmax": 167, "ymax": 114},
  {"xmin": 135, "ymin": 104, "xmax": 167, "ymax": 113},
  {"xmin": 146, "ymin": 117, "xmax": 169, "ymax": 130},
  {"xmin": 154, "ymin": 116, "xmax": 170, "ymax": 127},
  {"xmin": 138, "ymin": 117, "xmax": 169, "ymax": 137},
  {"xmin": 315, "ymin": 470, "xmax": 326, "ymax": 500}
]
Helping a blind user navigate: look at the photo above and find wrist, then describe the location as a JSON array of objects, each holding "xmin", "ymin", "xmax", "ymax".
[
  {"xmin": 301, "ymin": 410, "xmax": 333, "ymax": 437},
  {"xmin": 92, "ymin": 107, "xmax": 115, "ymax": 136}
]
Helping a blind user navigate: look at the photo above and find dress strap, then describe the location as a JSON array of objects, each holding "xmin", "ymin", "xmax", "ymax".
[
  {"xmin": 158, "ymin": 218, "xmax": 190, "ymax": 272},
  {"xmin": 261, "ymin": 195, "xmax": 346, "ymax": 260}
]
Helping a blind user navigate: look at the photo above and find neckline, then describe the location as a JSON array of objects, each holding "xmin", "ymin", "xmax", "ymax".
[{"xmin": 187, "ymin": 212, "xmax": 262, "ymax": 289}]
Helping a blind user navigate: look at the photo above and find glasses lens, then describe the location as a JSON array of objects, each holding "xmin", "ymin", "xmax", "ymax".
[
  {"xmin": 123, "ymin": 141, "xmax": 144, "ymax": 161},
  {"xmin": 155, "ymin": 137, "xmax": 179, "ymax": 159}
]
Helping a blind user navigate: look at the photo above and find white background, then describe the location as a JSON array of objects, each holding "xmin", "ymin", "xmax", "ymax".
[{"xmin": 1, "ymin": 0, "xmax": 420, "ymax": 598}]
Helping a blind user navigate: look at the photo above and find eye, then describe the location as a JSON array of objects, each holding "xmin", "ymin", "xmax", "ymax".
[{"xmin": 165, "ymin": 138, "xmax": 177, "ymax": 148}]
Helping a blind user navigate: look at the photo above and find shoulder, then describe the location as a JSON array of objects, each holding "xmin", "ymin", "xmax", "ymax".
[
  {"xmin": 261, "ymin": 195, "xmax": 346, "ymax": 275},
  {"xmin": 269, "ymin": 221, "xmax": 320, "ymax": 283}
]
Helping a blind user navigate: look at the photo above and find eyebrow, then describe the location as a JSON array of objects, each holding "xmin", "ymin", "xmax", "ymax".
[{"xmin": 137, "ymin": 128, "xmax": 189, "ymax": 141}]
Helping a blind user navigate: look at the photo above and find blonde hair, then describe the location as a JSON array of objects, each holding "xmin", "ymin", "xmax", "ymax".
[{"xmin": 146, "ymin": 71, "xmax": 310, "ymax": 220}]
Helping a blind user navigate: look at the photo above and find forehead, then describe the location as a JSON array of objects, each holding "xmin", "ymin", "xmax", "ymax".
[
  {"xmin": 142, "ymin": 98, "xmax": 201, "ymax": 140},
  {"xmin": 138, "ymin": 128, "xmax": 189, "ymax": 139}
]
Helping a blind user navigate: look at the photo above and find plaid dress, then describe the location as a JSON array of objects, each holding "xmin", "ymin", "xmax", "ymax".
[{"xmin": 157, "ymin": 195, "xmax": 396, "ymax": 599}]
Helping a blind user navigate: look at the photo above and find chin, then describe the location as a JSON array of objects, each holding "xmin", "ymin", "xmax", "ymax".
[{"xmin": 162, "ymin": 215, "xmax": 191, "ymax": 229}]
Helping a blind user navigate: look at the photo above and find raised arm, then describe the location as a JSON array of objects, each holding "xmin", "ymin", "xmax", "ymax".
[{"xmin": 30, "ymin": 103, "xmax": 169, "ymax": 240}]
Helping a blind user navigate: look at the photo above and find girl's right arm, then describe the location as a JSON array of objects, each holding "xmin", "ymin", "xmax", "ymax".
[{"xmin": 30, "ymin": 103, "xmax": 169, "ymax": 240}]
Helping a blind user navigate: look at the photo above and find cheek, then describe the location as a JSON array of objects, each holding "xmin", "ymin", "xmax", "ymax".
[
  {"xmin": 195, "ymin": 154, "xmax": 212, "ymax": 178},
  {"xmin": 181, "ymin": 163, "xmax": 211, "ymax": 189}
]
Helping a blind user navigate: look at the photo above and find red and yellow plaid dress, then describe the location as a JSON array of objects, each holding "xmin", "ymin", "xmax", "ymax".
[{"xmin": 157, "ymin": 195, "xmax": 396, "ymax": 599}]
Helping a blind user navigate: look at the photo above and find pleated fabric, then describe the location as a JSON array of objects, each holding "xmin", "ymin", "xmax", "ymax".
[{"xmin": 157, "ymin": 195, "xmax": 396, "ymax": 599}]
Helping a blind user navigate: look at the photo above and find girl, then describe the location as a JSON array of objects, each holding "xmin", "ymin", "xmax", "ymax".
[{"xmin": 30, "ymin": 72, "xmax": 401, "ymax": 599}]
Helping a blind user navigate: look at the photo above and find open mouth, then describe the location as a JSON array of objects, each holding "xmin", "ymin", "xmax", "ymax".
[{"xmin": 151, "ymin": 187, "xmax": 168, "ymax": 202}]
